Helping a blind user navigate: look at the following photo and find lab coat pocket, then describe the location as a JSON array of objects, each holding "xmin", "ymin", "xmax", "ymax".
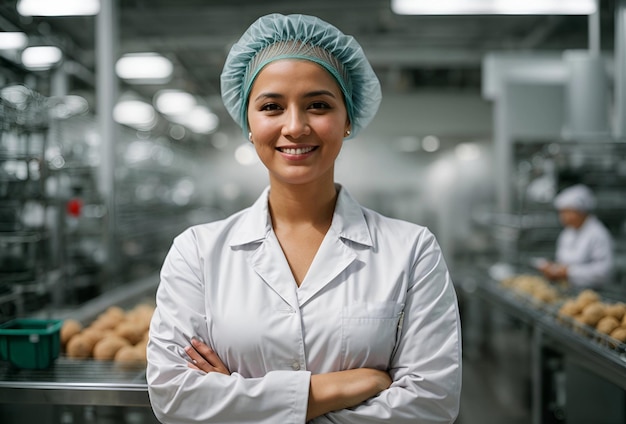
[{"xmin": 340, "ymin": 302, "xmax": 404, "ymax": 370}]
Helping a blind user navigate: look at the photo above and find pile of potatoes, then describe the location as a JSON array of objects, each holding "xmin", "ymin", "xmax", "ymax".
[
  {"xmin": 558, "ymin": 289, "xmax": 626, "ymax": 345},
  {"xmin": 60, "ymin": 303, "xmax": 155, "ymax": 365},
  {"xmin": 501, "ymin": 274, "xmax": 560, "ymax": 304}
]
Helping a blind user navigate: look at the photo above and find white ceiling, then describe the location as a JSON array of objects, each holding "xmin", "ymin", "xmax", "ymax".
[{"xmin": 0, "ymin": 0, "xmax": 616, "ymax": 136}]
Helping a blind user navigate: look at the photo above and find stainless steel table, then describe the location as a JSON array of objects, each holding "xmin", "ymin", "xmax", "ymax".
[
  {"xmin": 477, "ymin": 279, "xmax": 626, "ymax": 424},
  {"xmin": 0, "ymin": 275, "xmax": 158, "ymax": 408},
  {"xmin": 0, "ymin": 358, "xmax": 149, "ymax": 406}
]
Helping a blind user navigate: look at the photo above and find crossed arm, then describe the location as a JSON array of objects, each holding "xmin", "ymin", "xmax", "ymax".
[{"xmin": 185, "ymin": 338, "xmax": 392, "ymax": 421}]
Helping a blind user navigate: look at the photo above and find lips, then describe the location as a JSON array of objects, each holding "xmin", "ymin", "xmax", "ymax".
[{"xmin": 276, "ymin": 146, "xmax": 317, "ymax": 155}]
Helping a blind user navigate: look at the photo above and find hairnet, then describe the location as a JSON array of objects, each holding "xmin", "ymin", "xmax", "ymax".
[
  {"xmin": 220, "ymin": 13, "xmax": 382, "ymax": 139},
  {"xmin": 554, "ymin": 184, "xmax": 596, "ymax": 212}
]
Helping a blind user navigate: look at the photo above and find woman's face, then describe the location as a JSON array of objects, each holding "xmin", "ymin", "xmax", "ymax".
[
  {"xmin": 246, "ymin": 59, "xmax": 350, "ymax": 187},
  {"xmin": 558, "ymin": 208, "xmax": 587, "ymax": 229}
]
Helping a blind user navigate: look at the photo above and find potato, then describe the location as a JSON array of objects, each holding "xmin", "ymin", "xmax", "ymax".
[
  {"xmin": 104, "ymin": 306, "xmax": 126, "ymax": 321},
  {"xmin": 596, "ymin": 316, "xmax": 620, "ymax": 335},
  {"xmin": 115, "ymin": 321, "xmax": 145, "ymax": 345},
  {"xmin": 533, "ymin": 286, "xmax": 558, "ymax": 303},
  {"xmin": 576, "ymin": 289, "xmax": 600, "ymax": 308},
  {"xmin": 90, "ymin": 315, "xmax": 119, "ymax": 330},
  {"xmin": 125, "ymin": 304, "xmax": 154, "ymax": 331},
  {"xmin": 60, "ymin": 319, "xmax": 83, "ymax": 346},
  {"xmin": 93, "ymin": 335, "xmax": 130, "ymax": 360},
  {"xmin": 609, "ymin": 327, "xmax": 626, "ymax": 343},
  {"xmin": 114, "ymin": 345, "xmax": 145, "ymax": 363},
  {"xmin": 579, "ymin": 302, "xmax": 605, "ymax": 327},
  {"xmin": 605, "ymin": 303, "xmax": 626, "ymax": 321},
  {"xmin": 81, "ymin": 327, "xmax": 109, "ymax": 345},
  {"xmin": 66, "ymin": 334, "xmax": 96, "ymax": 358},
  {"xmin": 134, "ymin": 338, "xmax": 148, "ymax": 361},
  {"xmin": 558, "ymin": 300, "xmax": 582, "ymax": 317}
]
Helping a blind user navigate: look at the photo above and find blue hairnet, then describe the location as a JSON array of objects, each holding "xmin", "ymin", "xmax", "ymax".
[{"xmin": 220, "ymin": 13, "xmax": 382, "ymax": 139}]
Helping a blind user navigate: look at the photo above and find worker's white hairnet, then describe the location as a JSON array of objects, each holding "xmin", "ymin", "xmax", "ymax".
[
  {"xmin": 220, "ymin": 13, "xmax": 382, "ymax": 140},
  {"xmin": 554, "ymin": 184, "xmax": 596, "ymax": 212}
]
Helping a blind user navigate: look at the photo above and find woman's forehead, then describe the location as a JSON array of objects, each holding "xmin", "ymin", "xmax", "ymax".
[{"xmin": 252, "ymin": 59, "xmax": 342, "ymax": 91}]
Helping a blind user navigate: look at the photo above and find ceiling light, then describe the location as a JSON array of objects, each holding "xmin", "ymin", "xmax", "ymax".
[
  {"xmin": 17, "ymin": 0, "xmax": 100, "ymax": 16},
  {"xmin": 391, "ymin": 0, "xmax": 596, "ymax": 15},
  {"xmin": 422, "ymin": 135, "xmax": 440, "ymax": 152},
  {"xmin": 187, "ymin": 107, "xmax": 219, "ymax": 134},
  {"xmin": 154, "ymin": 90, "xmax": 196, "ymax": 116},
  {"xmin": 170, "ymin": 105, "xmax": 219, "ymax": 134},
  {"xmin": 113, "ymin": 99, "xmax": 157, "ymax": 130},
  {"xmin": 116, "ymin": 53, "xmax": 173, "ymax": 82},
  {"xmin": 21, "ymin": 46, "xmax": 62, "ymax": 70},
  {"xmin": 0, "ymin": 32, "xmax": 28, "ymax": 50},
  {"xmin": 455, "ymin": 143, "xmax": 481, "ymax": 161}
]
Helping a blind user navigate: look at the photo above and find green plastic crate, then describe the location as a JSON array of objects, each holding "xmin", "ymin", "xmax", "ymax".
[{"xmin": 0, "ymin": 318, "xmax": 63, "ymax": 369}]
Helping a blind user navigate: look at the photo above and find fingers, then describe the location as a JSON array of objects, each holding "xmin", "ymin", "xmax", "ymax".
[{"xmin": 184, "ymin": 338, "xmax": 230, "ymax": 375}]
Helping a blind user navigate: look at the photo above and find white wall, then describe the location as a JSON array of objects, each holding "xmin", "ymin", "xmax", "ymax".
[{"xmin": 198, "ymin": 90, "xmax": 496, "ymax": 263}]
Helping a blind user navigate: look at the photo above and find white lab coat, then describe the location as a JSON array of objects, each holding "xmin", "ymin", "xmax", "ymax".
[
  {"xmin": 556, "ymin": 215, "xmax": 614, "ymax": 288},
  {"xmin": 147, "ymin": 185, "xmax": 462, "ymax": 424}
]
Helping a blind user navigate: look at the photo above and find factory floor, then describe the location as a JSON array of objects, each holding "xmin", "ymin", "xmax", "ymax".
[{"xmin": 457, "ymin": 318, "xmax": 533, "ymax": 424}]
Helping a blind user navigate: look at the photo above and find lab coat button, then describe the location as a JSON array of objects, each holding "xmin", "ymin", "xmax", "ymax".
[{"xmin": 291, "ymin": 361, "xmax": 301, "ymax": 370}]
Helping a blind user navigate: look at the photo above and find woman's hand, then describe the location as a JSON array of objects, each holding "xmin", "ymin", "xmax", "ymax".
[
  {"xmin": 539, "ymin": 261, "xmax": 568, "ymax": 281},
  {"xmin": 184, "ymin": 338, "xmax": 230, "ymax": 375},
  {"xmin": 306, "ymin": 368, "xmax": 392, "ymax": 420}
]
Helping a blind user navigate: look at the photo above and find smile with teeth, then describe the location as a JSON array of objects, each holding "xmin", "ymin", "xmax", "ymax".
[{"xmin": 277, "ymin": 146, "xmax": 317, "ymax": 155}]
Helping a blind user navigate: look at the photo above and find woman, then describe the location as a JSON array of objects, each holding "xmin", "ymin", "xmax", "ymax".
[
  {"xmin": 147, "ymin": 13, "xmax": 462, "ymax": 423},
  {"xmin": 539, "ymin": 184, "xmax": 614, "ymax": 288}
]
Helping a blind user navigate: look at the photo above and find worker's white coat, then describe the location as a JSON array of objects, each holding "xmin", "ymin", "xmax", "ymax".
[
  {"xmin": 147, "ymin": 185, "xmax": 462, "ymax": 423},
  {"xmin": 556, "ymin": 215, "xmax": 614, "ymax": 287}
]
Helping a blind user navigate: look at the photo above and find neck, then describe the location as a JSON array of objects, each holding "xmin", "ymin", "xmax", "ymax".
[{"xmin": 268, "ymin": 179, "xmax": 338, "ymax": 229}]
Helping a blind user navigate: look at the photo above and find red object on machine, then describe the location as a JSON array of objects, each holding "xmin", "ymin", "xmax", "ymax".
[{"xmin": 66, "ymin": 198, "xmax": 83, "ymax": 217}]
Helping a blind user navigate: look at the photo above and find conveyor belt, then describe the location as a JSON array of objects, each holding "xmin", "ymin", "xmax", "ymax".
[
  {"xmin": 478, "ymin": 280, "xmax": 626, "ymax": 390},
  {"xmin": 0, "ymin": 357, "xmax": 149, "ymax": 406}
]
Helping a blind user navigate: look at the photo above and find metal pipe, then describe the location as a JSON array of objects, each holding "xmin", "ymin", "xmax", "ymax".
[
  {"xmin": 615, "ymin": 0, "xmax": 626, "ymax": 139},
  {"xmin": 588, "ymin": 0, "xmax": 600, "ymax": 56},
  {"xmin": 96, "ymin": 0, "xmax": 119, "ymax": 280}
]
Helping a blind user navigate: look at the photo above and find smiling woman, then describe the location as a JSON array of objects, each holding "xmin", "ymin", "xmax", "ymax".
[
  {"xmin": 147, "ymin": 13, "xmax": 462, "ymax": 424},
  {"xmin": 247, "ymin": 59, "xmax": 348, "ymax": 186}
]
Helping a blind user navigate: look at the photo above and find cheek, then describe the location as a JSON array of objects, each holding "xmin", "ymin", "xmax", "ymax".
[{"xmin": 312, "ymin": 117, "xmax": 346, "ymax": 141}]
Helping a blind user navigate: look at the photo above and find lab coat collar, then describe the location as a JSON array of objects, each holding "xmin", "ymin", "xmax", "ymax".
[
  {"xmin": 332, "ymin": 184, "xmax": 374, "ymax": 247},
  {"xmin": 228, "ymin": 184, "xmax": 373, "ymax": 248},
  {"xmin": 228, "ymin": 186, "xmax": 273, "ymax": 247}
]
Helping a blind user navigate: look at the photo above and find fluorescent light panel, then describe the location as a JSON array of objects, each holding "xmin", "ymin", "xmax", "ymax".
[
  {"xmin": 113, "ymin": 99, "xmax": 156, "ymax": 129},
  {"xmin": 116, "ymin": 53, "xmax": 173, "ymax": 82},
  {"xmin": 0, "ymin": 32, "xmax": 28, "ymax": 50},
  {"xmin": 154, "ymin": 90, "xmax": 196, "ymax": 116},
  {"xmin": 391, "ymin": 0, "xmax": 597, "ymax": 15},
  {"xmin": 17, "ymin": 0, "xmax": 100, "ymax": 16},
  {"xmin": 21, "ymin": 46, "xmax": 63, "ymax": 70},
  {"xmin": 169, "ymin": 105, "xmax": 219, "ymax": 134}
]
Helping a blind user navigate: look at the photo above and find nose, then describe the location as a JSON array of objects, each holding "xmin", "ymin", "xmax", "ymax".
[{"xmin": 281, "ymin": 107, "xmax": 310, "ymax": 138}]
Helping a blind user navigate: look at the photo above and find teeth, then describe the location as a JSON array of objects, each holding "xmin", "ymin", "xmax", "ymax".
[{"xmin": 281, "ymin": 147, "xmax": 315, "ymax": 155}]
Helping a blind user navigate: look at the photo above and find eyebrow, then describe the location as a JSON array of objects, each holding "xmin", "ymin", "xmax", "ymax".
[{"xmin": 253, "ymin": 90, "xmax": 337, "ymax": 102}]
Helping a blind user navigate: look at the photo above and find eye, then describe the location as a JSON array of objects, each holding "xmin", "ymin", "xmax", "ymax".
[
  {"xmin": 309, "ymin": 101, "xmax": 331, "ymax": 110},
  {"xmin": 259, "ymin": 103, "xmax": 282, "ymax": 111}
]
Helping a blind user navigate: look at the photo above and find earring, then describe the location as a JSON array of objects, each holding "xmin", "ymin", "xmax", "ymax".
[
  {"xmin": 248, "ymin": 132, "xmax": 252, "ymax": 141},
  {"xmin": 345, "ymin": 129, "xmax": 351, "ymax": 137}
]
